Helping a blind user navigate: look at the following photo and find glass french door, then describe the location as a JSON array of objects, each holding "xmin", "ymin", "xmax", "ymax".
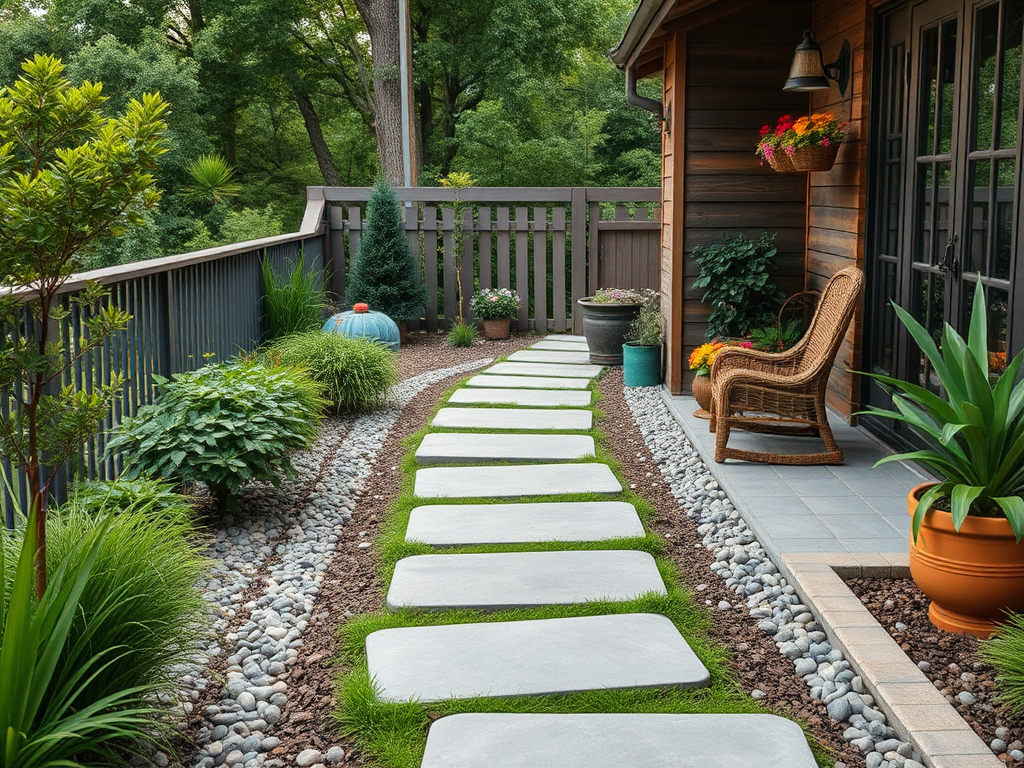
[{"xmin": 865, "ymin": 0, "xmax": 1024, "ymax": 438}]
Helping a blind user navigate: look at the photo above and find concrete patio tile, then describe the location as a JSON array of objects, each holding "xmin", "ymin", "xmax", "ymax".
[
  {"xmin": 782, "ymin": 476, "xmax": 855, "ymax": 497},
  {"xmin": 839, "ymin": 475, "xmax": 915, "ymax": 497},
  {"xmin": 874, "ymin": 681, "xmax": 949, "ymax": 704},
  {"xmin": 769, "ymin": 539, "xmax": 848, "ymax": 554},
  {"xmin": 822, "ymin": 610, "xmax": 885, "ymax": 628},
  {"xmin": 929, "ymin": 756, "xmax": 1004, "ymax": 768},
  {"xmin": 405, "ymin": 501, "xmax": 645, "ymax": 546},
  {"xmin": 465, "ymin": 375, "xmax": 591, "ymax": 390},
  {"xmin": 449, "ymin": 389, "xmax": 592, "ymax": 407},
  {"xmin": 544, "ymin": 334, "xmax": 587, "ymax": 342},
  {"xmin": 421, "ymin": 713, "xmax": 818, "ymax": 768},
  {"xmin": 756, "ymin": 515, "xmax": 834, "ymax": 540},
  {"xmin": 731, "ymin": 477, "xmax": 795, "ymax": 496},
  {"xmin": 787, "ymin": 570, "xmax": 850, "ymax": 598},
  {"xmin": 887, "ymin": 703, "xmax": 971, "ymax": 732},
  {"xmin": 365, "ymin": 613, "xmax": 710, "ymax": 703},
  {"xmin": 802, "ymin": 496, "xmax": 880, "ymax": 517},
  {"xmin": 484, "ymin": 362, "xmax": 602, "ymax": 378},
  {"xmin": 414, "ymin": 433, "xmax": 595, "ymax": 465},
  {"xmin": 507, "ymin": 350, "xmax": 593, "ymax": 365},
  {"xmin": 912, "ymin": 731, "xmax": 1002, "ymax": 759},
  {"xmin": 735, "ymin": 495, "xmax": 813, "ymax": 517},
  {"xmin": 842, "ymin": 538, "xmax": 908, "ymax": 553},
  {"xmin": 414, "ymin": 463, "xmax": 621, "ymax": 498},
  {"xmin": 820, "ymin": 514, "xmax": 906, "ymax": 539},
  {"xmin": 531, "ymin": 340, "xmax": 590, "ymax": 351},
  {"xmin": 808, "ymin": 595, "xmax": 872, "ymax": 614},
  {"xmin": 431, "ymin": 407, "xmax": 593, "ymax": 431},
  {"xmin": 386, "ymin": 550, "xmax": 666, "ymax": 611}
]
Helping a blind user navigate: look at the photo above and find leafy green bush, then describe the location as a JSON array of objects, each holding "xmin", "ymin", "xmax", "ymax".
[
  {"xmin": 106, "ymin": 361, "xmax": 325, "ymax": 507},
  {"xmin": 748, "ymin": 318, "xmax": 803, "ymax": 352},
  {"xmin": 261, "ymin": 256, "xmax": 329, "ymax": 340},
  {"xmin": 980, "ymin": 612, "xmax": 1024, "ymax": 717},
  {"xmin": 624, "ymin": 290, "xmax": 662, "ymax": 346},
  {"xmin": 691, "ymin": 231, "xmax": 785, "ymax": 339},
  {"xmin": 447, "ymin": 322, "xmax": 477, "ymax": 347},
  {"xmin": 268, "ymin": 332, "xmax": 398, "ymax": 414},
  {"xmin": 72, "ymin": 477, "xmax": 191, "ymax": 516},
  {"xmin": 0, "ymin": 507, "xmax": 162, "ymax": 766}
]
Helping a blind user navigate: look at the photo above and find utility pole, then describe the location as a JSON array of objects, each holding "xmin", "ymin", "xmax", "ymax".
[{"xmin": 397, "ymin": 0, "xmax": 416, "ymax": 187}]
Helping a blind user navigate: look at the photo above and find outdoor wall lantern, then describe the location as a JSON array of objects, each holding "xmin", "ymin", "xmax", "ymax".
[{"xmin": 783, "ymin": 30, "xmax": 851, "ymax": 96}]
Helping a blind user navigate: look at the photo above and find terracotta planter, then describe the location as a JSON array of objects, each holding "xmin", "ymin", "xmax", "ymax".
[
  {"xmin": 481, "ymin": 317, "xmax": 512, "ymax": 340},
  {"xmin": 790, "ymin": 143, "xmax": 840, "ymax": 172},
  {"xmin": 907, "ymin": 483, "xmax": 1024, "ymax": 638},
  {"xmin": 692, "ymin": 373, "xmax": 712, "ymax": 418},
  {"xmin": 576, "ymin": 298, "xmax": 642, "ymax": 366}
]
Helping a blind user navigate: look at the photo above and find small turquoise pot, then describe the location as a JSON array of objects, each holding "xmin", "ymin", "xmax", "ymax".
[{"xmin": 622, "ymin": 342, "xmax": 662, "ymax": 387}]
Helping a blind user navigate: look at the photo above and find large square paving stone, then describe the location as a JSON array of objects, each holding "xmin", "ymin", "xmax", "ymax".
[
  {"xmin": 413, "ymin": 463, "xmax": 621, "ymax": 498},
  {"xmin": 544, "ymin": 334, "xmax": 587, "ymax": 341},
  {"xmin": 405, "ymin": 501, "xmax": 643, "ymax": 546},
  {"xmin": 386, "ymin": 550, "xmax": 665, "ymax": 610},
  {"xmin": 365, "ymin": 613, "xmax": 709, "ymax": 703},
  {"xmin": 421, "ymin": 713, "xmax": 818, "ymax": 768},
  {"xmin": 465, "ymin": 375, "xmax": 590, "ymax": 390},
  {"xmin": 415, "ymin": 433, "xmax": 595, "ymax": 465},
  {"xmin": 507, "ymin": 350, "xmax": 593, "ymax": 365},
  {"xmin": 484, "ymin": 362, "xmax": 602, "ymax": 378},
  {"xmin": 448, "ymin": 389, "xmax": 592, "ymax": 407},
  {"xmin": 532, "ymin": 340, "xmax": 589, "ymax": 351},
  {"xmin": 431, "ymin": 407, "xmax": 592, "ymax": 431}
]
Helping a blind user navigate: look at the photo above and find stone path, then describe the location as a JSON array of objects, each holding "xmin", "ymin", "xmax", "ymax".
[{"xmin": 363, "ymin": 336, "xmax": 819, "ymax": 766}]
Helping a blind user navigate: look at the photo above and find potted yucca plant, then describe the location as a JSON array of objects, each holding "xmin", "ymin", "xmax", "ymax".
[{"xmin": 861, "ymin": 281, "xmax": 1024, "ymax": 638}]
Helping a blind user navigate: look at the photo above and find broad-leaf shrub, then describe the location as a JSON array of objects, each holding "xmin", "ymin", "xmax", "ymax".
[
  {"xmin": 72, "ymin": 477, "xmax": 191, "ymax": 517},
  {"xmin": 107, "ymin": 361, "xmax": 325, "ymax": 507},
  {"xmin": 268, "ymin": 332, "xmax": 398, "ymax": 414}
]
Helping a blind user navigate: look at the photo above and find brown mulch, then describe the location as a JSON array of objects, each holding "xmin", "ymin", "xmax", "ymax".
[
  {"xmin": 397, "ymin": 328, "xmax": 541, "ymax": 378},
  {"xmin": 595, "ymin": 369, "xmax": 860, "ymax": 766},
  {"xmin": 847, "ymin": 577, "xmax": 1024, "ymax": 763}
]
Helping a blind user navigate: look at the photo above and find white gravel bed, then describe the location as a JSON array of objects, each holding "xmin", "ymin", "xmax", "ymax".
[
  {"xmin": 163, "ymin": 356, "xmax": 496, "ymax": 768},
  {"xmin": 624, "ymin": 386, "xmax": 925, "ymax": 768}
]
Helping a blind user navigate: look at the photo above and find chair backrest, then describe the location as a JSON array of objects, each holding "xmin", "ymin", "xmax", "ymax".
[{"xmin": 797, "ymin": 266, "xmax": 864, "ymax": 374}]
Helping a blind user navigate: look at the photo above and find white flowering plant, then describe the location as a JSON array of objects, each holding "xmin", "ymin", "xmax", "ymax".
[{"xmin": 470, "ymin": 288, "xmax": 520, "ymax": 320}]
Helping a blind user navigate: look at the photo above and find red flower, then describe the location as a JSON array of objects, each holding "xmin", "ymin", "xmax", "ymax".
[
  {"xmin": 775, "ymin": 124, "xmax": 787, "ymax": 136},
  {"xmin": 760, "ymin": 124, "xmax": 771, "ymax": 136}
]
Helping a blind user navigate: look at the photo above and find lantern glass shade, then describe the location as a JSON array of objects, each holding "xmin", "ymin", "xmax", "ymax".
[{"xmin": 784, "ymin": 31, "xmax": 831, "ymax": 91}]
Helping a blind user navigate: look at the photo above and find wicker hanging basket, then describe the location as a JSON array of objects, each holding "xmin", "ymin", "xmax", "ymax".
[
  {"xmin": 790, "ymin": 142, "xmax": 841, "ymax": 172},
  {"xmin": 765, "ymin": 149, "xmax": 799, "ymax": 174}
]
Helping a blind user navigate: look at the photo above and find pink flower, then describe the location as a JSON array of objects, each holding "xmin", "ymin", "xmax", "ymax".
[
  {"xmin": 785, "ymin": 145, "xmax": 795, "ymax": 155},
  {"xmin": 821, "ymin": 137, "xmax": 831, "ymax": 147}
]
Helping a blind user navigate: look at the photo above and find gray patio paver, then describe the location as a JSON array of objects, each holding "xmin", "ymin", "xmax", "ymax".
[
  {"xmin": 483, "ymin": 362, "xmax": 602, "ymax": 378},
  {"xmin": 543, "ymin": 334, "xmax": 587, "ymax": 342},
  {"xmin": 431, "ymin": 407, "xmax": 593, "ymax": 431},
  {"xmin": 506, "ymin": 350, "xmax": 593, "ymax": 365},
  {"xmin": 448, "ymin": 388, "xmax": 592, "ymax": 407},
  {"xmin": 364, "ymin": 613, "xmax": 709, "ymax": 703},
  {"xmin": 414, "ymin": 463, "xmax": 621, "ymax": 498},
  {"xmin": 531, "ymin": 339, "xmax": 590, "ymax": 351},
  {"xmin": 802, "ymin": 496, "xmax": 881, "ymax": 517},
  {"xmin": 386, "ymin": 550, "xmax": 665, "ymax": 611},
  {"xmin": 415, "ymin": 433, "xmax": 595, "ymax": 465},
  {"xmin": 756, "ymin": 515, "xmax": 835, "ymax": 540},
  {"xmin": 465, "ymin": 374, "xmax": 590, "ymax": 390},
  {"xmin": 819, "ymin": 514, "xmax": 907, "ymax": 540},
  {"xmin": 405, "ymin": 501, "xmax": 644, "ymax": 546},
  {"xmin": 420, "ymin": 713, "xmax": 818, "ymax": 768}
]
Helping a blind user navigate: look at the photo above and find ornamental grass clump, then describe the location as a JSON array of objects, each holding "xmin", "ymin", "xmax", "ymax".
[
  {"xmin": 470, "ymin": 288, "xmax": 520, "ymax": 320},
  {"xmin": 980, "ymin": 612, "xmax": 1024, "ymax": 717},
  {"xmin": 106, "ymin": 361, "xmax": 325, "ymax": 508},
  {"xmin": 268, "ymin": 332, "xmax": 398, "ymax": 414},
  {"xmin": 261, "ymin": 256, "xmax": 329, "ymax": 340},
  {"xmin": 861, "ymin": 281, "xmax": 1024, "ymax": 541},
  {"xmin": 447, "ymin": 322, "xmax": 478, "ymax": 347}
]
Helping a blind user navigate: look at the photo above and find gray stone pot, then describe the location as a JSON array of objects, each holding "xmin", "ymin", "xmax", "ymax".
[{"xmin": 576, "ymin": 298, "xmax": 642, "ymax": 365}]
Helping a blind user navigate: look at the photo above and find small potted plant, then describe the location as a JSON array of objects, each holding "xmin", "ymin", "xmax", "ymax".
[
  {"xmin": 862, "ymin": 281, "xmax": 1024, "ymax": 638},
  {"xmin": 687, "ymin": 342, "xmax": 723, "ymax": 416},
  {"xmin": 577, "ymin": 287, "xmax": 644, "ymax": 365},
  {"xmin": 757, "ymin": 113, "xmax": 844, "ymax": 173},
  {"xmin": 470, "ymin": 287, "xmax": 520, "ymax": 340},
  {"xmin": 622, "ymin": 291, "xmax": 663, "ymax": 387}
]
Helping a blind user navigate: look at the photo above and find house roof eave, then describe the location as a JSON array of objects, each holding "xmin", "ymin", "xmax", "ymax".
[{"xmin": 610, "ymin": 0, "xmax": 730, "ymax": 69}]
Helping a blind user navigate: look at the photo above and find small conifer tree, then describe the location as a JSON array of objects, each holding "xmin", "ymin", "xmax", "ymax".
[{"xmin": 345, "ymin": 180, "xmax": 427, "ymax": 321}]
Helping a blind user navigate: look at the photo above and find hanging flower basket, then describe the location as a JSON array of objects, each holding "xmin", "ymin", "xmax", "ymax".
[
  {"xmin": 765, "ymin": 148, "xmax": 798, "ymax": 174},
  {"xmin": 757, "ymin": 113, "xmax": 844, "ymax": 174},
  {"xmin": 790, "ymin": 142, "xmax": 841, "ymax": 172}
]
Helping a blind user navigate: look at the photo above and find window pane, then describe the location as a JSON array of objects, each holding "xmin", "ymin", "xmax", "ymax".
[
  {"xmin": 912, "ymin": 270, "xmax": 946, "ymax": 393},
  {"xmin": 966, "ymin": 160, "xmax": 991, "ymax": 275},
  {"xmin": 994, "ymin": 159, "xmax": 1015, "ymax": 279},
  {"xmin": 939, "ymin": 20, "xmax": 959, "ymax": 155},
  {"xmin": 1000, "ymin": 0, "xmax": 1024, "ymax": 148},
  {"xmin": 922, "ymin": 26, "xmax": 940, "ymax": 154},
  {"xmin": 972, "ymin": 3, "xmax": 1000, "ymax": 150}
]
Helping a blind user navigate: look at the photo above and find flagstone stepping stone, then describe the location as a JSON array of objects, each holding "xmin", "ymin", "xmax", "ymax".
[
  {"xmin": 405, "ymin": 501, "xmax": 644, "ymax": 546},
  {"xmin": 507, "ymin": 350, "xmax": 593, "ymax": 365},
  {"xmin": 544, "ymin": 334, "xmax": 587, "ymax": 342},
  {"xmin": 365, "ymin": 613, "xmax": 709, "ymax": 703},
  {"xmin": 415, "ymin": 433, "xmax": 595, "ymax": 465},
  {"xmin": 431, "ymin": 407, "xmax": 592, "ymax": 431},
  {"xmin": 448, "ymin": 389, "xmax": 592, "ymax": 407},
  {"xmin": 413, "ymin": 463, "xmax": 621, "ymax": 498},
  {"xmin": 421, "ymin": 713, "xmax": 818, "ymax": 768},
  {"xmin": 386, "ymin": 550, "xmax": 665, "ymax": 611},
  {"xmin": 465, "ymin": 375, "xmax": 590, "ymax": 390},
  {"xmin": 484, "ymin": 362, "xmax": 602, "ymax": 378},
  {"xmin": 531, "ymin": 339, "xmax": 589, "ymax": 351}
]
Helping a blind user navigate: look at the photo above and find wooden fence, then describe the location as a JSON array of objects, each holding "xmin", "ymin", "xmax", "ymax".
[{"xmin": 1, "ymin": 186, "xmax": 659, "ymax": 526}]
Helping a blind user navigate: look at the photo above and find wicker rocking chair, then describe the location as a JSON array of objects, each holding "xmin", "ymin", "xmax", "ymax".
[{"xmin": 708, "ymin": 266, "xmax": 863, "ymax": 465}]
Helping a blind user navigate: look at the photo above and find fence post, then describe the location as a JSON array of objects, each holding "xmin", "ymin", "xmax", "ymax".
[
  {"xmin": 328, "ymin": 206, "xmax": 347, "ymax": 301},
  {"xmin": 570, "ymin": 188, "xmax": 586, "ymax": 334}
]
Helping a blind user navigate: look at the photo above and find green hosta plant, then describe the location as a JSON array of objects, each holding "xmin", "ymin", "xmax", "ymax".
[
  {"xmin": 861, "ymin": 281, "xmax": 1024, "ymax": 541},
  {"xmin": 106, "ymin": 361, "xmax": 325, "ymax": 508}
]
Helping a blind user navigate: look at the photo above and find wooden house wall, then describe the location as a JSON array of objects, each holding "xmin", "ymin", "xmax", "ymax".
[
  {"xmin": 808, "ymin": 0, "xmax": 873, "ymax": 419},
  {"xmin": 661, "ymin": 34, "xmax": 687, "ymax": 392}
]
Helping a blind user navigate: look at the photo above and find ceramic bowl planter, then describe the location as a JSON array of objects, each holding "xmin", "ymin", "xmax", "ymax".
[
  {"xmin": 622, "ymin": 342, "xmax": 661, "ymax": 387},
  {"xmin": 577, "ymin": 298, "xmax": 642, "ymax": 365},
  {"xmin": 481, "ymin": 317, "xmax": 512, "ymax": 340},
  {"xmin": 907, "ymin": 483, "xmax": 1024, "ymax": 638}
]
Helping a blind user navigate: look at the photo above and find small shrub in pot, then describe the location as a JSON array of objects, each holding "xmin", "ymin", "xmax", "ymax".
[{"xmin": 623, "ymin": 291, "xmax": 663, "ymax": 387}]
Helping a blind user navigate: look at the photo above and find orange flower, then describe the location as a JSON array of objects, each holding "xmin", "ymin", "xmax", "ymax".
[
  {"xmin": 793, "ymin": 116, "xmax": 811, "ymax": 135},
  {"xmin": 688, "ymin": 342, "xmax": 724, "ymax": 373}
]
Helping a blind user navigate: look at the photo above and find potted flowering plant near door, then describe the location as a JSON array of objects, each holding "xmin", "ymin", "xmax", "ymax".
[
  {"xmin": 471, "ymin": 288, "xmax": 520, "ymax": 340},
  {"xmin": 622, "ymin": 291, "xmax": 662, "ymax": 387},
  {"xmin": 861, "ymin": 281, "xmax": 1024, "ymax": 638}
]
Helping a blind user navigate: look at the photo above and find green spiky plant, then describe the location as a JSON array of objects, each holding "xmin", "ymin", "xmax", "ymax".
[
  {"xmin": 183, "ymin": 153, "xmax": 242, "ymax": 205},
  {"xmin": 980, "ymin": 612, "xmax": 1024, "ymax": 717},
  {"xmin": 261, "ymin": 256, "xmax": 329, "ymax": 340},
  {"xmin": 861, "ymin": 281, "xmax": 1024, "ymax": 541}
]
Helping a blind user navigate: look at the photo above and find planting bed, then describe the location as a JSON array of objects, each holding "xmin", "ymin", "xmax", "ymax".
[{"xmin": 847, "ymin": 577, "xmax": 1024, "ymax": 765}]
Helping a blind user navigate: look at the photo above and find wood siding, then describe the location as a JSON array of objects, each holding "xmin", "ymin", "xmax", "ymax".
[
  {"xmin": 661, "ymin": 33, "xmax": 687, "ymax": 392},
  {"xmin": 808, "ymin": 0, "xmax": 873, "ymax": 419}
]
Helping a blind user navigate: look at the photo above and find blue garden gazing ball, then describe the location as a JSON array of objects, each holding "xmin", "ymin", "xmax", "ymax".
[{"xmin": 322, "ymin": 303, "xmax": 401, "ymax": 352}]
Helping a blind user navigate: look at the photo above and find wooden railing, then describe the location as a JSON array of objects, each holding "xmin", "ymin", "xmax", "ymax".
[{"xmin": 1, "ymin": 186, "xmax": 659, "ymax": 525}]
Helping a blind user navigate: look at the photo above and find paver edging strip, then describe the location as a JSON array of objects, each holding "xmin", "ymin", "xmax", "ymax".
[{"xmin": 783, "ymin": 556, "xmax": 1002, "ymax": 768}]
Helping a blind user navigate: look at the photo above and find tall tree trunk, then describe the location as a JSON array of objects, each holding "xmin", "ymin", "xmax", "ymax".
[
  {"xmin": 293, "ymin": 85, "xmax": 342, "ymax": 186},
  {"xmin": 354, "ymin": 0, "xmax": 407, "ymax": 185}
]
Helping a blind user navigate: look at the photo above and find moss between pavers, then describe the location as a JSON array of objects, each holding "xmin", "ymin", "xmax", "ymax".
[{"xmin": 333, "ymin": 373, "xmax": 835, "ymax": 768}]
